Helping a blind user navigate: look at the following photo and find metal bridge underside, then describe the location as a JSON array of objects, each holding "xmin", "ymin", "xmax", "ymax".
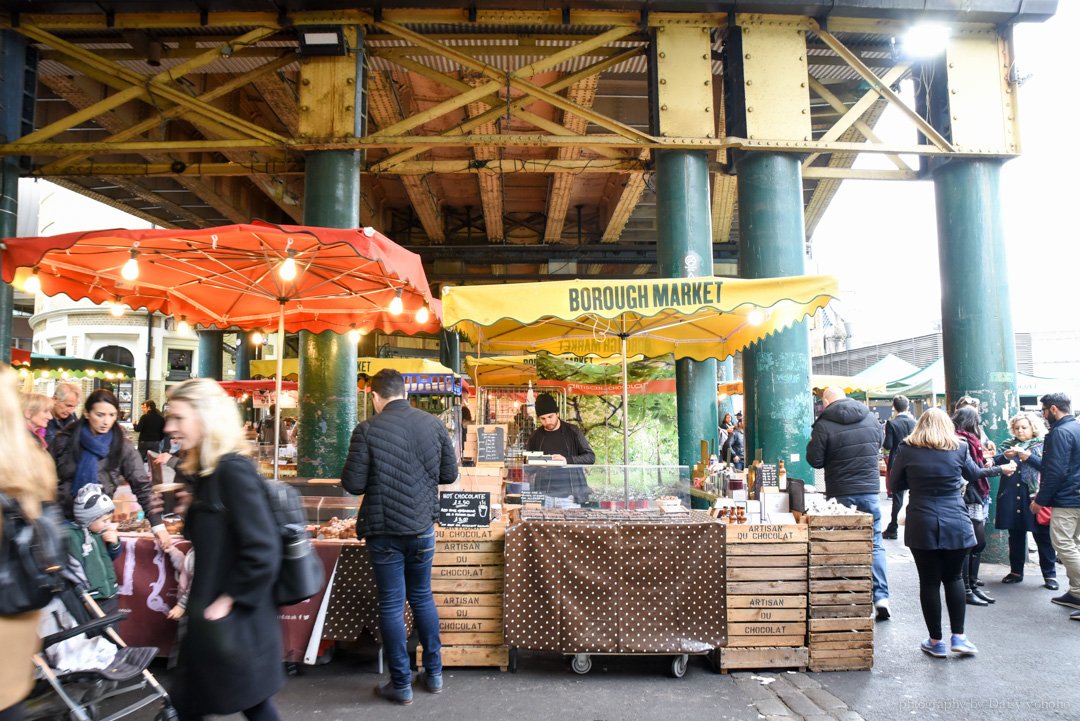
[{"xmin": 0, "ymin": 3, "xmax": 1037, "ymax": 284}]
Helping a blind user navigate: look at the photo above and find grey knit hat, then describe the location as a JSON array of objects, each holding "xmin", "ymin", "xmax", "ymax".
[{"xmin": 73, "ymin": 483, "xmax": 115, "ymax": 528}]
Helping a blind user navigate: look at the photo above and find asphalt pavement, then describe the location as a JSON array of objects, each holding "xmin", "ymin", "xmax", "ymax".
[{"xmin": 92, "ymin": 535, "xmax": 1078, "ymax": 721}]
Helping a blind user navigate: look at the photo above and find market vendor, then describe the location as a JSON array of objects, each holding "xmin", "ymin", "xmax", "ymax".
[{"xmin": 525, "ymin": 393, "xmax": 595, "ymax": 502}]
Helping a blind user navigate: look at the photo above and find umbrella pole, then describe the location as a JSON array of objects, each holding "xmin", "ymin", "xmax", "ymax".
[
  {"xmin": 274, "ymin": 303, "xmax": 284, "ymax": 481},
  {"xmin": 621, "ymin": 334, "xmax": 630, "ymax": 504}
]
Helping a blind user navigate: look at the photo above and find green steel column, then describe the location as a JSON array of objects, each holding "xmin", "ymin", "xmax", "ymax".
[
  {"xmin": 196, "ymin": 330, "xmax": 224, "ymax": 379},
  {"xmin": 234, "ymin": 331, "xmax": 254, "ymax": 380},
  {"xmin": 655, "ymin": 150, "xmax": 718, "ymax": 492},
  {"xmin": 0, "ymin": 160, "xmax": 15, "ymax": 364},
  {"xmin": 0, "ymin": 31, "xmax": 28, "ymax": 364},
  {"xmin": 298, "ymin": 150, "xmax": 360, "ymax": 478},
  {"xmin": 934, "ymin": 159, "xmax": 1017, "ymax": 564},
  {"xmin": 736, "ymin": 153, "xmax": 814, "ymax": 483},
  {"xmin": 439, "ymin": 329, "xmax": 461, "ymax": 374}
]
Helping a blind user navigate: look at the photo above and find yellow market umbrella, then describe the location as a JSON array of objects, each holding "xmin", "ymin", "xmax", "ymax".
[
  {"xmin": 251, "ymin": 356, "xmax": 454, "ymax": 380},
  {"xmin": 443, "ymin": 274, "xmax": 839, "ymax": 463}
]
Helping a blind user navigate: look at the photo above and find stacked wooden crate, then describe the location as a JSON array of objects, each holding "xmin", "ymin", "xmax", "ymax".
[
  {"xmin": 452, "ymin": 466, "xmax": 504, "ymax": 505},
  {"xmin": 417, "ymin": 520, "xmax": 509, "ymax": 671},
  {"xmin": 807, "ymin": 513, "xmax": 875, "ymax": 672},
  {"xmin": 717, "ymin": 523, "xmax": 809, "ymax": 672}
]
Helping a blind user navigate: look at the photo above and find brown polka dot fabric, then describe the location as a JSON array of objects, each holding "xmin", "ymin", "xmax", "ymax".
[
  {"xmin": 505, "ymin": 511, "xmax": 725, "ymax": 654},
  {"xmin": 322, "ymin": 544, "xmax": 412, "ymax": 644}
]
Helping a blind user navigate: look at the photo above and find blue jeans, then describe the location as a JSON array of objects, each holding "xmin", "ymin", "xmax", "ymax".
[
  {"xmin": 368, "ymin": 527, "xmax": 442, "ymax": 688},
  {"xmin": 831, "ymin": 493, "xmax": 890, "ymax": 603}
]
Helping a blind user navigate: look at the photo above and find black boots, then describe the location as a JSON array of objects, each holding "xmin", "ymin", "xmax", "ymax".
[
  {"xmin": 882, "ymin": 524, "xmax": 898, "ymax": 540},
  {"xmin": 970, "ymin": 584, "xmax": 995, "ymax": 604}
]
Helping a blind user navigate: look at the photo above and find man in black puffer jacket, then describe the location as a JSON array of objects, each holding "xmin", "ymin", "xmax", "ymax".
[
  {"xmin": 807, "ymin": 387, "xmax": 889, "ymax": 619},
  {"xmin": 341, "ymin": 369, "xmax": 458, "ymax": 704}
]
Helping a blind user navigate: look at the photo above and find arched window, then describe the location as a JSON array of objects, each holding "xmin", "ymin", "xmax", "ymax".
[{"xmin": 94, "ymin": 345, "xmax": 135, "ymax": 367}]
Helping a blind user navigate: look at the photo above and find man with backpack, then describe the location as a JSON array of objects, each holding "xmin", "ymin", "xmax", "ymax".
[{"xmin": 341, "ymin": 369, "xmax": 459, "ymax": 704}]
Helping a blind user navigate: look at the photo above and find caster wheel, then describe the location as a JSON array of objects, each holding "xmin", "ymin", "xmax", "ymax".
[
  {"xmin": 154, "ymin": 706, "xmax": 179, "ymax": 721},
  {"xmin": 669, "ymin": 654, "xmax": 688, "ymax": 678},
  {"xmin": 508, "ymin": 647, "xmax": 519, "ymax": 673},
  {"xmin": 571, "ymin": 653, "xmax": 592, "ymax": 675}
]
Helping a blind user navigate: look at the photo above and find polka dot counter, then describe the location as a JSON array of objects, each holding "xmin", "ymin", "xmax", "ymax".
[{"xmin": 505, "ymin": 510, "xmax": 726, "ymax": 654}]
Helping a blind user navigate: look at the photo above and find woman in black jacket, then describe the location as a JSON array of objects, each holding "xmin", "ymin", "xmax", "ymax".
[
  {"xmin": 164, "ymin": 379, "xmax": 283, "ymax": 721},
  {"xmin": 890, "ymin": 408, "xmax": 982, "ymax": 658},
  {"xmin": 51, "ymin": 389, "xmax": 169, "ymax": 550}
]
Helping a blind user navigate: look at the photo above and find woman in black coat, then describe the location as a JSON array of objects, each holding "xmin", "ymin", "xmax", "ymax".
[
  {"xmin": 164, "ymin": 379, "xmax": 283, "ymax": 721},
  {"xmin": 994, "ymin": 411, "xmax": 1058, "ymax": 588},
  {"xmin": 889, "ymin": 408, "xmax": 982, "ymax": 658}
]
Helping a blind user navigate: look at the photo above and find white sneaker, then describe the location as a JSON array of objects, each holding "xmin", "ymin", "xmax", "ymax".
[{"xmin": 875, "ymin": 598, "xmax": 891, "ymax": 621}]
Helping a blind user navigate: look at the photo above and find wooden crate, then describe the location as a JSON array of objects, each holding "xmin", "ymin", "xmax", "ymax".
[
  {"xmin": 425, "ymin": 520, "xmax": 508, "ymax": 670},
  {"xmin": 716, "ymin": 646, "xmax": 808, "ymax": 673},
  {"xmin": 806, "ymin": 514, "xmax": 874, "ymax": 672},
  {"xmin": 719, "ymin": 525, "xmax": 809, "ymax": 670}
]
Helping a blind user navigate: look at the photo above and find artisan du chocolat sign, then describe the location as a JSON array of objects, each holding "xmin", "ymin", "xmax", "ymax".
[
  {"xmin": 566, "ymin": 279, "xmax": 725, "ymax": 313},
  {"xmin": 439, "ymin": 492, "xmax": 491, "ymax": 528}
]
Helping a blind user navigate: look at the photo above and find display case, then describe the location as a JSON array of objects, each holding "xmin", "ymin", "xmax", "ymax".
[
  {"xmin": 507, "ymin": 463, "xmax": 691, "ymax": 511},
  {"xmin": 300, "ymin": 495, "xmax": 359, "ymax": 525}
]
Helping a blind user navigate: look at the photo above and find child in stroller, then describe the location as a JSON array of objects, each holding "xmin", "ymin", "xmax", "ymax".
[{"xmin": 22, "ymin": 558, "xmax": 176, "ymax": 721}]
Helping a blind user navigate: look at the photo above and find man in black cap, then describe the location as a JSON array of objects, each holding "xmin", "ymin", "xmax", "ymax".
[{"xmin": 525, "ymin": 393, "xmax": 595, "ymax": 502}]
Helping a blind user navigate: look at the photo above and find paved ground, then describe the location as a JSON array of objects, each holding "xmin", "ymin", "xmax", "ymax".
[{"xmin": 87, "ymin": 536, "xmax": 1078, "ymax": 721}]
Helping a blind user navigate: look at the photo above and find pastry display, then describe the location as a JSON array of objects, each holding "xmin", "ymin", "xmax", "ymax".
[{"xmin": 313, "ymin": 516, "xmax": 358, "ymax": 540}]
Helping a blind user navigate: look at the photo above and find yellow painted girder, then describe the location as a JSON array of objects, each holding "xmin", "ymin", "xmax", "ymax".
[
  {"xmin": 41, "ymin": 52, "xmax": 298, "ymax": 174},
  {"xmin": 369, "ymin": 24, "xmax": 637, "ymax": 139},
  {"xmin": 1, "ymin": 9, "xmax": 727, "ymax": 31},
  {"xmin": 0, "ymin": 136, "xmax": 1019, "ymax": 157},
  {"xmin": 15, "ymin": 23, "xmax": 286, "ymax": 146},
  {"xmin": 34, "ymin": 162, "xmax": 304, "ymax": 177},
  {"xmin": 373, "ymin": 20, "xmax": 651, "ymax": 144},
  {"xmin": 368, "ymin": 47, "xmax": 641, "ymax": 171}
]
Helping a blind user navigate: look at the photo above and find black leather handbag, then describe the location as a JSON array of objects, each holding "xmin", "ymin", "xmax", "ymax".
[
  {"xmin": 0, "ymin": 493, "xmax": 66, "ymax": 615},
  {"xmin": 263, "ymin": 479, "xmax": 326, "ymax": 607}
]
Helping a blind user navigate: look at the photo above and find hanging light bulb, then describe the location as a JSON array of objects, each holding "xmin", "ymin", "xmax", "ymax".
[
  {"xmin": 348, "ymin": 327, "xmax": 363, "ymax": 343},
  {"xmin": 747, "ymin": 309, "xmax": 766, "ymax": 326},
  {"xmin": 363, "ymin": 227, "xmax": 376, "ymax": 237},
  {"xmin": 415, "ymin": 305, "xmax": 430, "ymax": 324},
  {"xmin": 22, "ymin": 268, "xmax": 41, "ymax": 295},
  {"xmin": 389, "ymin": 288, "xmax": 404, "ymax": 316},
  {"xmin": 278, "ymin": 250, "xmax": 298, "ymax": 281},
  {"xmin": 109, "ymin": 298, "xmax": 126, "ymax": 317},
  {"xmin": 177, "ymin": 316, "xmax": 191, "ymax": 334},
  {"xmin": 121, "ymin": 249, "xmax": 140, "ymax": 281},
  {"xmin": 251, "ymin": 330, "xmax": 264, "ymax": 345}
]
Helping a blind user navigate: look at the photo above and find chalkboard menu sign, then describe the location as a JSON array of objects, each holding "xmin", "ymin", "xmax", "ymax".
[
  {"xmin": 475, "ymin": 425, "xmax": 506, "ymax": 463},
  {"xmin": 758, "ymin": 463, "xmax": 778, "ymax": 491},
  {"xmin": 439, "ymin": 491, "xmax": 492, "ymax": 528}
]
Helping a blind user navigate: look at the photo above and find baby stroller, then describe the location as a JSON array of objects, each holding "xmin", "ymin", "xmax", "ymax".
[{"xmin": 23, "ymin": 559, "xmax": 177, "ymax": 721}]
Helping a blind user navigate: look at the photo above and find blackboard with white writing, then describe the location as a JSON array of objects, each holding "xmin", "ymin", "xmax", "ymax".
[
  {"xmin": 439, "ymin": 492, "xmax": 492, "ymax": 528},
  {"xmin": 476, "ymin": 426, "xmax": 506, "ymax": 463}
]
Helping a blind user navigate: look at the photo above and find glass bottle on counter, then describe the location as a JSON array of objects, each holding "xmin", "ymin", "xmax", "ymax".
[{"xmin": 778, "ymin": 459, "xmax": 787, "ymax": 491}]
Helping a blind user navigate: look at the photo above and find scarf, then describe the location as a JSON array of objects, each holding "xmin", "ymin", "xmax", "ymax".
[
  {"xmin": 74, "ymin": 423, "xmax": 112, "ymax": 499},
  {"xmin": 956, "ymin": 428, "xmax": 990, "ymax": 498}
]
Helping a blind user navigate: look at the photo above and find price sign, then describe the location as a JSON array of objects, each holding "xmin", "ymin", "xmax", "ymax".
[{"xmin": 439, "ymin": 491, "xmax": 492, "ymax": 528}]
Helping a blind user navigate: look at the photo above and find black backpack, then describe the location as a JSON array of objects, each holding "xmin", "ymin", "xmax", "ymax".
[
  {"xmin": 263, "ymin": 479, "xmax": 325, "ymax": 606},
  {"xmin": 0, "ymin": 493, "xmax": 66, "ymax": 615}
]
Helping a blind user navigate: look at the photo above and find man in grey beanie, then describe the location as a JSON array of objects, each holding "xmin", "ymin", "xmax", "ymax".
[{"xmin": 525, "ymin": 393, "xmax": 595, "ymax": 502}]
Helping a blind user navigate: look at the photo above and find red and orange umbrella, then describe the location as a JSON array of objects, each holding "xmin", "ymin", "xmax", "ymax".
[{"xmin": 3, "ymin": 221, "xmax": 441, "ymax": 476}]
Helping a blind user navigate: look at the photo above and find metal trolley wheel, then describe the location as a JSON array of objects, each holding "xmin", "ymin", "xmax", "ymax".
[
  {"xmin": 669, "ymin": 654, "xmax": 689, "ymax": 679},
  {"xmin": 571, "ymin": 653, "xmax": 592, "ymax": 675},
  {"xmin": 154, "ymin": 704, "xmax": 179, "ymax": 721}
]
